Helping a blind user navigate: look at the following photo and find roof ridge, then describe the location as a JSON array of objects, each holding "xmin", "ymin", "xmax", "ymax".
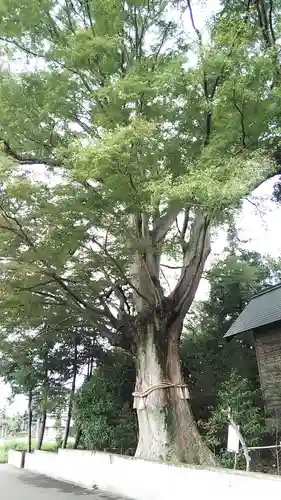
[
  {"xmin": 225, "ymin": 281, "xmax": 281, "ymax": 339},
  {"xmin": 250, "ymin": 282, "xmax": 281, "ymax": 300}
]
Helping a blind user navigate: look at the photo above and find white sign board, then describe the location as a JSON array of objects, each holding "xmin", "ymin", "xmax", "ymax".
[{"xmin": 227, "ymin": 424, "xmax": 240, "ymax": 453}]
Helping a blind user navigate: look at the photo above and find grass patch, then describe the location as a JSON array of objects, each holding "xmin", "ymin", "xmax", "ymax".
[{"xmin": 0, "ymin": 439, "xmax": 59, "ymax": 464}]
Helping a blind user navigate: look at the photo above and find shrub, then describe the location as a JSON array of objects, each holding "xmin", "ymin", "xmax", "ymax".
[
  {"xmin": 74, "ymin": 350, "xmax": 137, "ymax": 455},
  {"xmin": 0, "ymin": 439, "xmax": 58, "ymax": 463}
]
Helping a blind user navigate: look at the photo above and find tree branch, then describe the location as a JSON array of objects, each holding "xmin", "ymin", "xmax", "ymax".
[
  {"xmin": 181, "ymin": 208, "xmax": 190, "ymax": 241},
  {"xmin": 256, "ymin": 0, "xmax": 271, "ymax": 48},
  {"xmin": 0, "ymin": 212, "xmax": 110, "ymax": 321},
  {"xmin": 151, "ymin": 21, "xmax": 172, "ymax": 71},
  {"xmin": 186, "ymin": 0, "xmax": 202, "ymax": 43},
  {"xmin": 233, "ymin": 88, "xmax": 246, "ymax": 148},
  {"xmin": 160, "ymin": 267, "xmax": 172, "ymax": 293},
  {"xmin": 268, "ymin": 0, "xmax": 276, "ymax": 44},
  {"xmin": 153, "ymin": 203, "xmax": 182, "ymax": 243},
  {"xmin": 2, "ymin": 140, "xmax": 61, "ymax": 167},
  {"xmin": 160, "ymin": 263, "xmax": 185, "ymax": 270},
  {"xmin": 169, "ymin": 212, "xmax": 211, "ymax": 318},
  {"xmin": 91, "ymin": 235, "xmax": 151, "ymax": 304}
]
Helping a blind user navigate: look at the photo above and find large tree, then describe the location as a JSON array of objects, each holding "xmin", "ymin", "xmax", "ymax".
[{"xmin": 0, "ymin": 0, "xmax": 280, "ymax": 464}]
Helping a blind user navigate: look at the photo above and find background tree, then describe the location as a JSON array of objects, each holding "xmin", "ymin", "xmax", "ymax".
[
  {"xmin": 182, "ymin": 250, "xmax": 281, "ymax": 422},
  {"xmin": 0, "ymin": 345, "xmax": 41, "ymax": 453},
  {"xmin": 0, "ymin": 410, "xmax": 24, "ymax": 438},
  {"xmin": 0, "ymin": 315, "xmax": 104, "ymax": 450},
  {"xmin": 0, "ymin": 0, "xmax": 280, "ymax": 464}
]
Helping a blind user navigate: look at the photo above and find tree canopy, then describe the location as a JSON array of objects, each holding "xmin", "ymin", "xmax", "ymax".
[{"xmin": 0, "ymin": 0, "xmax": 279, "ymax": 340}]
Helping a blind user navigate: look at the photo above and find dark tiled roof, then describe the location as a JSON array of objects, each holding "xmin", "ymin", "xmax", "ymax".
[{"xmin": 224, "ymin": 283, "xmax": 281, "ymax": 339}]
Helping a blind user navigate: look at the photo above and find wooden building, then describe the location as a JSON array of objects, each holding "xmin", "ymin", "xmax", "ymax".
[{"xmin": 225, "ymin": 283, "xmax": 281, "ymax": 425}]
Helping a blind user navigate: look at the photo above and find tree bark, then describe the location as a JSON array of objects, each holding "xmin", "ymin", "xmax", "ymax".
[
  {"xmin": 130, "ymin": 211, "xmax": 214, "ymax": 464},
  {"xmin": 62, "ymin": 334, "xmax": 78, "ymax": 449},
  {"xmin": 73, "ymin": 427, "xmax": 82, "ymax": 449},
  {"xmin": 27, "ymin": 388, "xmax": 33, "ymax": 454},
  {"xmin": 36, "ymin": 410, "xmax": 47, "ymax": 450},
  {"xmin": 133, "ymin": 320, "xmax": 216, "ymax": 465}
]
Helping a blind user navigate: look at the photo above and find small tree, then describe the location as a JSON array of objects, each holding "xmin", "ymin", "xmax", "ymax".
[
  {"xmin": 203, "ymin": 371, "xmax": 265, "ymax": 469},
  {"xmin": 0, "ymin": 349, "xmax": 39, "ymax": 453}
]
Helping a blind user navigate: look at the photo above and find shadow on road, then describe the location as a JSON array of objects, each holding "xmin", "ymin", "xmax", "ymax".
[{"xmin": 19, "ymin": 473, "xmax": 96, "ymax": 496}]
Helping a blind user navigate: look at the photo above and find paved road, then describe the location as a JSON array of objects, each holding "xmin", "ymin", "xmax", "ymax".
[{"xmin": 0, "ymin": 465, "xmax": 124, "ymax": 500}]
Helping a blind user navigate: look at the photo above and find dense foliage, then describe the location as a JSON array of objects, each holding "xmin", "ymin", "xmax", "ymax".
[{"xmin": 74, "ymin": 350, "xmax": 137, "ymax": 455}]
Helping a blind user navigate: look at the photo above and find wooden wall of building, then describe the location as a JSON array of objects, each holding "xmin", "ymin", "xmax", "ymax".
[{"xmin": 254, "ymin": 323, "xmax": 281, "ymax": 423}]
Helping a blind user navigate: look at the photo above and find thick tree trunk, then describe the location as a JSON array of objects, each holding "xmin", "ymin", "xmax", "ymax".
[
  {"xmin": 133, "ymin": 321, "xmax": 216, "ymax": 465},
  {"xmin": 27, "ymin": 389, "xmax": 33, "ymax": 454},
  {"xmin": 36, "ymin": 410, "xmax": 47, "ymax": 450},
  {"xmin": 130, "ymin": 211, "xmax": 213, "ymax": 464}
]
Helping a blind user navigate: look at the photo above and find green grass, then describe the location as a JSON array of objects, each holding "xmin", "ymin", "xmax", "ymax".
[{"xmin": 0, "ymin": 439, "xmax": 58, "ymax": 464}]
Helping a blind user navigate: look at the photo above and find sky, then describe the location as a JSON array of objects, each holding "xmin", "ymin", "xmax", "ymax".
[
  {"xmin": 1, "ymin": 0, "xmax": 281, "ymax": 414},
  {"xmin": 197, "ymin": 178, "xmax": 281, "ymax": 300}
]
